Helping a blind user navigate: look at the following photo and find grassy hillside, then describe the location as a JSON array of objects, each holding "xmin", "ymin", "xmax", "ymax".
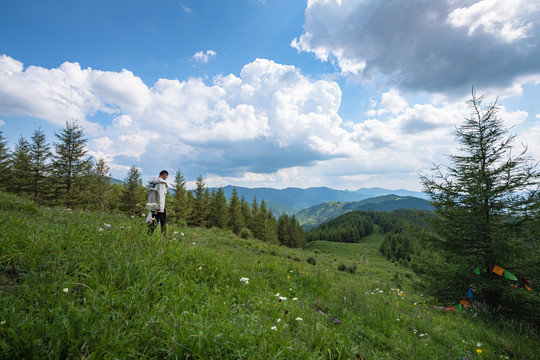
[
  {"xmin": 0, "ymin": 192, "xmax": 538, "ymax": 359},
  {"xmin": 297, "ymin": 195, "xmax": 432, "ymax": 229}
]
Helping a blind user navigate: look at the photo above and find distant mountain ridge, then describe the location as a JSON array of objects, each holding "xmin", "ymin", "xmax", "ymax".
[
  {"xmin": 215, "ymin": 185, "xmax": 427, "ymax": 215},
  {"xmin": 296, "ymin": 194, "xmax": 432, "ymax": 230}
]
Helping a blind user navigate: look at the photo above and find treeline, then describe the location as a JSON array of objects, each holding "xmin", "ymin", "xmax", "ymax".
[
  {"xmin": 168, "ymin": 173, "xmax": 306, "ymax": 247},
  {"xmin": 307, "ymin": 209, "xmax": 427, "ymax": 263},
  {"xmin": 0, "ymin": 122, "xmax": 306, "ymax": 247},
  {"xmin": 306, "ymin": 211, "xmax": 375, "ymax": 243},
  {"xmin": 378, "ymin": 209, "xmax": 430, "ymax": 263}
]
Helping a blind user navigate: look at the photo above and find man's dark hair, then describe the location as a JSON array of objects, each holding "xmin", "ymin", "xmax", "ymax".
[{"xmin": 159, "ymin": 170, "xmax": 169, "ymax": 176}]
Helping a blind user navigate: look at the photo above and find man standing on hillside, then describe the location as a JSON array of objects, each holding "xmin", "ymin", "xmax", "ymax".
[{"xmin": 148, "ymin": 170, "xmax": 168, "ymax": 236}]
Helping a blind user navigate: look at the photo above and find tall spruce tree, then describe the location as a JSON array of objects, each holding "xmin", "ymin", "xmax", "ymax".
[
  {"xmin": 52, "ymin": 120, "xmax": 92, "ymax": 206},
  {"xmin": 419, "ymin": 91, "xmax": 539, "ymax": 314},
  {"xmin": 0, "ymin": 129, "xmax": 10, "ymax": 191},
  {"xmin": 29, "ymin": 128, "xmax": 51, "ymax": 202},
  {"xmin": 10, "ymin": 136, "xmax": 33, "ymax": 195},
  {"xmin": 121, "ymin": 165, "xmax": 144, "ymax": 216}
]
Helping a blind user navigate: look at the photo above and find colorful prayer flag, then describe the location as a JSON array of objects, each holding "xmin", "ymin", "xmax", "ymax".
[
  {"xmin": 466, "ymin": 288, "xmax": 474, "ymax": 299},
  {"xmin": 456, "ymin": 303, "xmax": 464, "ymax": 313},
  {"xmin": 503, "ymin": 270, "xmax": 518, "ymax": 281},
  {"xmin": 519, "ymin": 278, "xmax": 532, "ymax": 291},
  {"xmin": 492, "ymin": 265, "xmax": 504, "ymax": 276},
  {"xmin": 475, "ymin": 265, "xmax": 480, "ymax": 275},
  {"xmin": 460, "ymin": 299, "xmax": 470, "ymax": 308}
]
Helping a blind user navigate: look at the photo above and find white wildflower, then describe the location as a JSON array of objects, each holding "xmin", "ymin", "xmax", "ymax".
[
  {"xmin": 477, "ymin": 342, "xmax": 482, "ymax": 347},
  {"xmin": 240, "ymin": 277, "xmax": 249, "ymax": 284},
  {"xmin": 276, "ymin": 318, "xmax": 281, "ymax": 323},
  {"xmin": 295, "ymin": 317, "xmax": 303, "ymax": 321},
  {"xmin": 275, "ymin": 293, "xmax": 280, "ymax": 297},
  {"xmin": 292, "ymin": 297, "xmax": 298, "ymax": 301},
  {"xmin": 270, "ymin": 326, "xmax": 277, "ymax": 331},
  {"xmin": 104, "ymin": 223, "xmax": 112, "ymax": 227},
  {"xmin": 63, "ymin": 288, "xmax": 69, "ymax": 294},
  {"xmin": 279, "ymin": 296, "xmax": 287, "ymax": 301},
  {"xmin": 396, "ymin": 318, "xmax": 400, "ymax": 321},
  {"xmin": 198, "ymin": 267, "xmax": 202, "ymax": 270}
]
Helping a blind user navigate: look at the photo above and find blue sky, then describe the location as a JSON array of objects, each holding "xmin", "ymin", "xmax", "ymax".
[{"xmin": 1, "ymin": 0, "xmax": 540, "ymax": 191}]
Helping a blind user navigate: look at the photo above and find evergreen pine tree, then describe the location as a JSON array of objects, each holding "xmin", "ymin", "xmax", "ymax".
[
  {"xmin": 89, "ymin": 158, "xmax": 111, "ymax": 210},
  {"xmin": 419, "ymin": 91, "xmax": 539, "ymax": 314},
  {"xmin": 184, "ymin": 190, "xmax": 195, "ymax": 225},
  {"xmin": 0, "ymin": 129, "xmax": 10, "ymax": 191},
  {"xmin": 277, "ymin": 214, "xmax": 290, "ymax": 246},
  {"xmin": 258, "ymin": 200, "xmax": 278, "ymax": 243},
  {"xmin": 11, "ymin": 136, "xmax": 33, "ymax": 196},
  {"xmin": 29, "ymin": 128, "xmax": 51, "ymax": 202},
  {"xmin": 249, "ymin": 196, "xmax": 260, "ymax": 236},
  {"xmin": 171, "ymin": 169, "xmax": 189, "ymax": 224},
  {"xmin": 289, "ymin": 214, "xmax": 306, "ymax": 248},
  {"xmin": 191, "ymin": 175, "xmax": 209, "ymax": 227},
  {"xmin": 209, "ymin": 187, "xmax": 228, "ymax": 229},
  {"xmin": 228, "ymin": 187, "xmax": 244, "ymax": 234},
  {"xmin": 240, "ymin": 195, "xmax": 251, "ymax": 228},
  {"xmin": 51, "ymin": 120, "xmax": 92, "ymax": 206},
  {"xmin": 121, "ymin": 165, "xmax": 144, "ymax": 216}
]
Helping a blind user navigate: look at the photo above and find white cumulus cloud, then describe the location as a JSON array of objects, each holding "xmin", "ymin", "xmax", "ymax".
[
  {"xmin": 191, "ymin": 50, "xmax": 217, "ymax": 63},
  {"xmin": 293, "ymin": 0, "xmax": 540, "ymax": 93}
]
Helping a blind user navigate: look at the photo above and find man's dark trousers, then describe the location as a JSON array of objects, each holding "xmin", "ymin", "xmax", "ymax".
[{"xmin": 149, "ymin": 209, "xmax": 167, "ymax": 235}]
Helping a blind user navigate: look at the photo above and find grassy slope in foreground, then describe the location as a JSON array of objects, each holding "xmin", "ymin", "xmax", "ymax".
[{"xmin": 0, "ymin": 192, "xmax": 538, "ymax": 359}]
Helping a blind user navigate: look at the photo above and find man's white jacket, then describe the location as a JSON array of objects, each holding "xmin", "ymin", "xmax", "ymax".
[{"xmin": 147, "ymin": 177, "xmax": 168, "ymax": 213}]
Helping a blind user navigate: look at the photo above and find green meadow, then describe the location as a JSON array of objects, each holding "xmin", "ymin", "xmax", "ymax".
[{"xmin": 1, "ymin": 192, "xmax": 538, "ymax": 359}]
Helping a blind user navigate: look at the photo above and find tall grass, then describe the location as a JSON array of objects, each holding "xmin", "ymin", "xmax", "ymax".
[{"xmin": 0, "ymin": 192, "xmax": 538, "ymax": 359}]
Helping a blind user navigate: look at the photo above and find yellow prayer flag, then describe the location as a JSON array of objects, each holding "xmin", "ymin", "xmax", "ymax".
[{"xmin": 492, "ymin": 265, "xmax": 504, "ymax": 276}]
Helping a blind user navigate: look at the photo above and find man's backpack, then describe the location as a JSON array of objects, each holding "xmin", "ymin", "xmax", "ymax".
[{"xmin": 146, "ymin": 183, "xmax": 159, "ymax": 211}]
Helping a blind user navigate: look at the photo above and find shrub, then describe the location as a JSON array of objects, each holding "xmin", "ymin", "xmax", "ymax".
[
  {"xmin": 307, "ymin": 256, "xmax": 316, "ymax": 266},
  {"xmin": 239, "ymin": 227, "xmax": 253, "ymax": 239}
]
